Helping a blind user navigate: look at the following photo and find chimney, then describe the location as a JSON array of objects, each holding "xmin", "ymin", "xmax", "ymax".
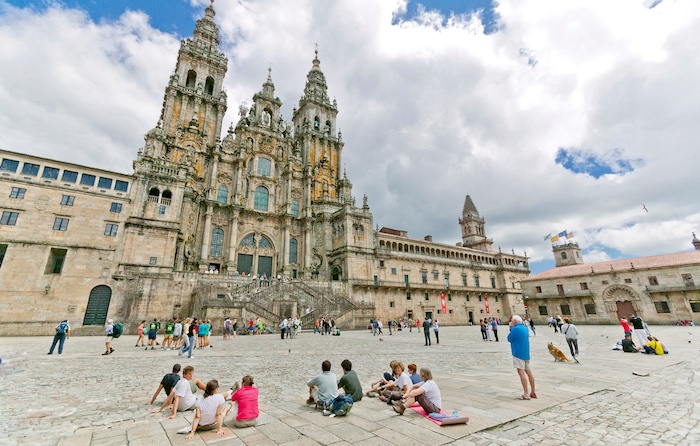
[{"xmin": 424, "ymin": 235, "xmax": 432, "ymax": 242}]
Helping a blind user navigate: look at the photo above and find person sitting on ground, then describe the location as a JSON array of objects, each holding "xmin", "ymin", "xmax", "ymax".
[
  {"xmin": 621, "ymin": 334, "xmax": 640, "ymax": 352},
  {"xmin": 306, "ymin": 360, "xmax": 338, "ymax": 409},
  {"xmin": 393, "ymin": 367, "xmax": 441, "ymax": 416},
  {"xmin": 147, "ymin": 363, "xmax": 181, "ymax": 406},
  {"xmin": 151, "ymin": 366, "xmax": 208, "ymax": 415},
  {"xmin": 642, "ymin": 336, "xmax": 665, "ymax": 355},
  {"xmin": 230, "ymin": 375, "xmax": 259, "ymax": 428},
  {"xmin": 367, "ymin": 360, "xmax": 398, "ymax": 396},
  {"xmin": 337, "ymin": 359, "xmax": 363, "ymax": 402},
  {"xmin": 181, "ymin": 379, "xmax": 232, "ymax": 439},
  {"xmin": 407, "ymin": 363, "xmax": 424, "ymax": 385},
  {"xmin": 380, "ymin": 361, "xmax": 412, "ymax": 404}
]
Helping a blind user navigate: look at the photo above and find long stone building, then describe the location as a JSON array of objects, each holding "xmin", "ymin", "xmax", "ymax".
[
  {"xmin": 521, "ymin": 238, "xmax": 700, "ymax": 324},
  {"xmin": 0, "ymin": 4, "xmax": 529, "ymax": 334}
]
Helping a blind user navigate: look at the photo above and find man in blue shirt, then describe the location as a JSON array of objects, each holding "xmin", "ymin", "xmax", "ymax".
[{"xmin": 507, "ymin": 315, "xmax": 536, "ymax": 400}]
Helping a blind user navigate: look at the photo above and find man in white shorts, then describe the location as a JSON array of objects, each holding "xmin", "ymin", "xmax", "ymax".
[{"xmin": 507, "ymin": 315, "xmax": 537, "ymax": 400}]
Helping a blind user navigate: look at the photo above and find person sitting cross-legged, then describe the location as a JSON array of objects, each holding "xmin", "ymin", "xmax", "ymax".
[
  {"xmin": 181, "ymin": 380, "xmax": 232, "ymax": 439},
  {"xmin": 306, "ymin": 360, "xmax": 338, "ymax": 409},
  {"xmin": 393, "ymin": 367, "xmax": 441, "ymax": 416},
  {"xmin": 230, "ymin": 375, "xmax": 259, "ymax": 428}
]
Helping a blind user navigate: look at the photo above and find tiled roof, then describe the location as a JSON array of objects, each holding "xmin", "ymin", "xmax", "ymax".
[
  {"xmin": 522, "ymin": 250, "xmax": 700, "ymax": 282},
  {"xmin": 462, "ymin": 195, "xmax": 479, "ymax": 216}
]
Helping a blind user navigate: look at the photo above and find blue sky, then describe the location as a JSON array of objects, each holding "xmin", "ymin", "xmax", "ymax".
[
  {"xmin": 7, "ymin": 0, "xmax": 498, "ymax": 36},
  {"xmin": 1, "ymin": 0, "xmax": 698, "ymax": 276}
]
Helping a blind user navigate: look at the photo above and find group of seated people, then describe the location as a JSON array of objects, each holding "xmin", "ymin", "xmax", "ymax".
[
  {"xmin": 149, "ymin": 358, "xmax": 444, "ymax": 437},
  {"xmin": 304, "ymin": 358, "xmax": 441, "ymax": 417},
  {"xmin": 147, "ymin": 364, "xmax": 259, "ymax": 438},
  {"xmin": 365, "ymin": 361, "xmax": 441, "ymax": 416},
  {"xmin": 621, "ymin": 334, "xmax": 669, "ymax": 355}
]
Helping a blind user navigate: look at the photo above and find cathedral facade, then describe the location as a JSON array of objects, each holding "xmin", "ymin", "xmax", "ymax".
[{"xmin": 0, "ymin": 5, "xmax": 529, "ymax": 334}]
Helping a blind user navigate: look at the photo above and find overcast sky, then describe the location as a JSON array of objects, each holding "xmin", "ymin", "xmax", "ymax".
[{"xmin": 1, "ymin": 0, "xmax": 698, "ymax": 274}]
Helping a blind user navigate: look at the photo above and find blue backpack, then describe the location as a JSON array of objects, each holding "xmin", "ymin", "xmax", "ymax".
[
  {"xmin": 56, "ymin": 322, "xmax": 68, "ymax": 335},
  {"xmin": 328, "ymin": 395, "xmax": 353, "ymax": 416}
]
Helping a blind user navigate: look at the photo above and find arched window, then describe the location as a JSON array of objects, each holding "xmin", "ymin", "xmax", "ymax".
[
  {"xmin": 257, "ymin": 158, "xmax": 271, "ymax": 177},
  {"xmin": 254, "ymin": 186, "xmax": 269, "ymax": 211},
  {"xmin": 217, "ymin": 186, "xmax": 228, "ymax": 204},
  {"xmin": 186, "ymin": 70, "xmax": 197, "ymax": 88},
  {"xmin": 240, "ymin": 234, "xmax": 255, "ymax": 247},
  {"xmin": 289, "ymin": 238, "xmax": 298, "ymax": 264},
  {"xmin": 325, "ymin": 120, "xmax": 331, "ymax": 133},
  {"xmin": 332, "ymin": 266, "xmax": 341, "ymax": 281},
  {"xmin": 313, "ymin": 116, "xmax": 320, "ymax": 130},
  {"xmin": 561, "ymin": 252, "xmax": 568, "ymax": 260},
  {"xmin": 290, "ymin": 200, "xmax": 299, "ymax": 217},
  {"xmin": 259, "ymin": 235, "xmax": 272, "ymax": 249},
  {"xmin": 204, "ymin": 76, "xmax": 214, "ymax": 95},
  {"xmin": 210, "ymin": 228, "xmax": 224, "ymax": 257},
  {"xmin": 148, "ymin": 187, "xmax": 160, "ymax": 197},
  {"xmin": 162, "ymin": 190, "xmax": 172, "ymax": 200}
]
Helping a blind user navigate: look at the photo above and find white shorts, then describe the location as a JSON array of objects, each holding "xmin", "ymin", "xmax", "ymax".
[
  {"xmin": 105, "ymin": 336, "xmax": 113, "ymax": 342},
  {"xmin": 513, "ymin": 357, "xmax": 530, "ymax": 370}
]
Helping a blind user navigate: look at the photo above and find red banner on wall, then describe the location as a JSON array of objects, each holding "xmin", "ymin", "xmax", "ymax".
[
  {"xmin": 484, "ymin": 296, "xmax": 490, "ymax": 314},
  {"xmin": 440, "ymin": 291, "xmax": 447, "ymax": 314}
]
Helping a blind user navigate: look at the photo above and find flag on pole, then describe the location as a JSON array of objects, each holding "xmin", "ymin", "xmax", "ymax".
[
  {"xmin": 566, "ymin": 231, "xmax": 574, "ymax": 239},
  {"xmin": 550, "ymin": 235, "xmax": 559, "ymax": 242},
  {"xmin": 543, "ymin": 233, "xmax": 552, "ymax": 241},
  {"xmin": 558, "ymin": 230, "xmax": 568, "ymax": 238}
]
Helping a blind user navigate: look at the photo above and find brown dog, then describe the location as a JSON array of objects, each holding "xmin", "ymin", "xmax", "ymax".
[{"xmin": 548, "ymin": 342, "xmax": 571, "ymax": 362}]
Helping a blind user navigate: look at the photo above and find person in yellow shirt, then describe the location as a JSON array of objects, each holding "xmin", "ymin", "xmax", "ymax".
[{"xmin": 642, "ymin": 336, "xmax": 665, "ymax": 355}]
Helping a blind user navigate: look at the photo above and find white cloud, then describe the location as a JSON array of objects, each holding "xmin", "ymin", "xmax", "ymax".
[{"xmin": 1, "ymin": 0, "xmax": 699, "ymax": 271}]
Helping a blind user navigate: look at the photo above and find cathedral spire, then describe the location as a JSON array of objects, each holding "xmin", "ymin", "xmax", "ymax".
[
  {"xmin": 301, "ymin": 47, "xmax": 331, "ymax": 107},
  {"xmin": 260, "ymin": 67, "xmax": 275, "ymax": 99}
]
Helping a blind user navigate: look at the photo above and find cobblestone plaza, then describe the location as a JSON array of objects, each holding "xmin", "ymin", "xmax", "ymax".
[{"xmin": 1, "ymin": 324, "xmax": 698, "ymax": 445}]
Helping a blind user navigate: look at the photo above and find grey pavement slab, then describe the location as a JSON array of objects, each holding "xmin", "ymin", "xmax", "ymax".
[{"xmin": 0, "ymin": 324, "xmax": 698, "ymax": 445}]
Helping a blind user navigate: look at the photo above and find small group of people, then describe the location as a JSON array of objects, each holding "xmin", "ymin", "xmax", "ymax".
[
  {"xmin": 313, "ymin": 317, "xmax": 335, "ymax": 335},
  {"xmin": 547, "ymin": 315, "xmax": 564, "ymax": 333},
  {"xmin": 279, "ymin": 317, "xmax": 301, "ymax": 339},
  {"xmin": 147, "ymin": 363, "xmax": 259, "ymax": 438},
  {"xmin": 620, "ymin": 333, "xmax": 668, "ymax": 355},
  {"xmin": 222, "ymin": 317, "xmax": 238, "ymax": 340},
  {"xmin": 479, "ymin": 318, "xmax": 500, "ymax": 341},
  {"xmin": 674, "ymin": 319, "xmax": 695, "ymax": 326},
  {"xmin": 363, "ymin": 360, "xmax": 441, "ymax": 416},
  {"xmin": 306, "ymin": 359, "xmax": 362, "ymax": 415}
]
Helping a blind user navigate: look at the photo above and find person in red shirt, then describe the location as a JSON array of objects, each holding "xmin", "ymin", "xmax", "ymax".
[
  {"xmin": 620, "ymin": 317, "xmax": 632, "ymax": 336},
  {"xmin": 230, "ymin": 375, "xmax": 259, "ymax": 428}
]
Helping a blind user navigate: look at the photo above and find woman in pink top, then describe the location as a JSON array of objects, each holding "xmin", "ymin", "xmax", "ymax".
[{"xmin": 230, "ymin": 375, "xmax": 259, "ymax": 428}]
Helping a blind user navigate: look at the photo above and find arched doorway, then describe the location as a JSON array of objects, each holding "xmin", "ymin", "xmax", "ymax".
[
  {"xmin": 83, "ymin": 285, "xmax": 112, "ymax": 326},
  {"xmin": 604, "ymin": 285, "xmax": 638, "ymax": 322}
]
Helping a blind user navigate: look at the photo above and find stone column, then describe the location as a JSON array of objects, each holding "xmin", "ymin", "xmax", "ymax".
[
  {"xmin": 200, "ymin": 204, "xmax": 213, "ymax": 262},
  {"xmin": 227, "ymin": 209, "xmax": 239, "ymax": 271},
  {"xmin": 282, "ymin": 218, "xmax": 290, "ymax": 270},
  {"xmin": 304, "ymin": 221, "xmax": 312, "ymax": 271}
]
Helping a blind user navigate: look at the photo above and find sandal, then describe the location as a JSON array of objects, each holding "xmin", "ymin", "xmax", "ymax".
[
  {"xmin": 517, "ymin": 395, "xmax": 531, "ymax": 400},
  {"xmin": 530, "ymin": 392, "xmax": 538, "ymax": 399}
]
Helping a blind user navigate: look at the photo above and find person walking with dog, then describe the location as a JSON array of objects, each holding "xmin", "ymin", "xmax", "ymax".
[
  {"xmin": 507, "ymin": 315, "xmax": 536, "ymax": 400},
  {"xmin": 561, "ymin": 317, "xmax": 579, "ymax": 362}
]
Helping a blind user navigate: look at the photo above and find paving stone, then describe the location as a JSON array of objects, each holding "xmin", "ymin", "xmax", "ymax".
[{"xmin": 1, "ymin": 325, "xmax": 698, "ymax": 445}]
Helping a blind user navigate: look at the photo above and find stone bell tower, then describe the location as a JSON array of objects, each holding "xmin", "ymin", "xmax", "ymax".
[{"xmin": 459, "ymin": 195, "xmax": 493, "ymax": 251}]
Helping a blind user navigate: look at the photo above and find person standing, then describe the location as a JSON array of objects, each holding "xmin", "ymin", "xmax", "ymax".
[
  {"xmin": 491, "ymin": 318, "xmax": 499, "ymax": 342},
  {"xmin": 103, "ymin": 319, "xmax": 114, "ymax": 355},
  {"xmin": 528, "ymin": 317, "xmax": 536, "ymax": 336},
  {"xmin": 561, "ymin": 317, "xmax": 579, "ymax": 362},
  {"xmin": 147, "ymin": 318, "xmax": 160, "ymax": 350},
  {"xmin": 408, "ymin": 317, "xmax": 413, "ymax": 333},
  {"xmin": 279, "ymin": 318, "xmax": 288, "ymax": 340},
  {"xmin": 629, "ymin": 314, "xmax": 647, "ymax": 349},
  {"xmin": 507, "ymin": 315, "xmax": 536, "ymax": 400},
  {"xmin": 433, "ymin": 319, "xmax": 440, "ymax": 344},
  {"xmin": 135, "ymin": 320, "xmax": 146, "ymax": 347},
  {"xmin": 422, "ymin": 318, "xmax": 432, "ymax": 346},
  {"xmin": 182, "ymin": 318, "xmax": 197, "ymax": 359},
  {"xmin": 48, "ymin": 320, "xmax": 70, "ymax": 354}
]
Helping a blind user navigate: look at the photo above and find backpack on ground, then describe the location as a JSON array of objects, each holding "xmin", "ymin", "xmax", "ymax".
[
  {"xmin": 328, "ymin": 394, "xmax": 353, "ymax": 416},
  {"xmin": 56, "ymin": 322, "xmax": 68, "ymax": 335},
  {"xmin": 112, "ymin": 322, "xmax": 123, "ymax": 338}
]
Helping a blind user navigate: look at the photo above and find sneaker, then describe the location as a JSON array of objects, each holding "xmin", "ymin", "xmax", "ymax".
[
  {"xmin": 109, "ymin": 348, "xmax": 114, "ymax": 353},
  {"xmin": 177, "ymin": 427, "xmax": 191, "ymax": 434},
  {"xmin": 145, "ymin": 347, "xmax": 148, "ymax": 351},
  {"xmin": 102, "ymin": 352, "xmax": 109, "ymax": 355},
  {"xmin": 189, "ymin": 356, "xmax": 194, "ymax": 359},
  {"xmin": 306, "ymin": 397, "xmax": 315, "ymax": 404},
  {"xmin": 166, "ymin": 348, "xmax": 171, "ymax": 351},
  {"xmin": 151, "ymin": 347, "xmax": 155, "ymax": 350},
  {"xmin": 393, "ymin": 403, "xmax": 405, "ymax": 415},
  {"xmin": 322, "ymin": 410, "xmax": 332, "ymax": 416}
]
